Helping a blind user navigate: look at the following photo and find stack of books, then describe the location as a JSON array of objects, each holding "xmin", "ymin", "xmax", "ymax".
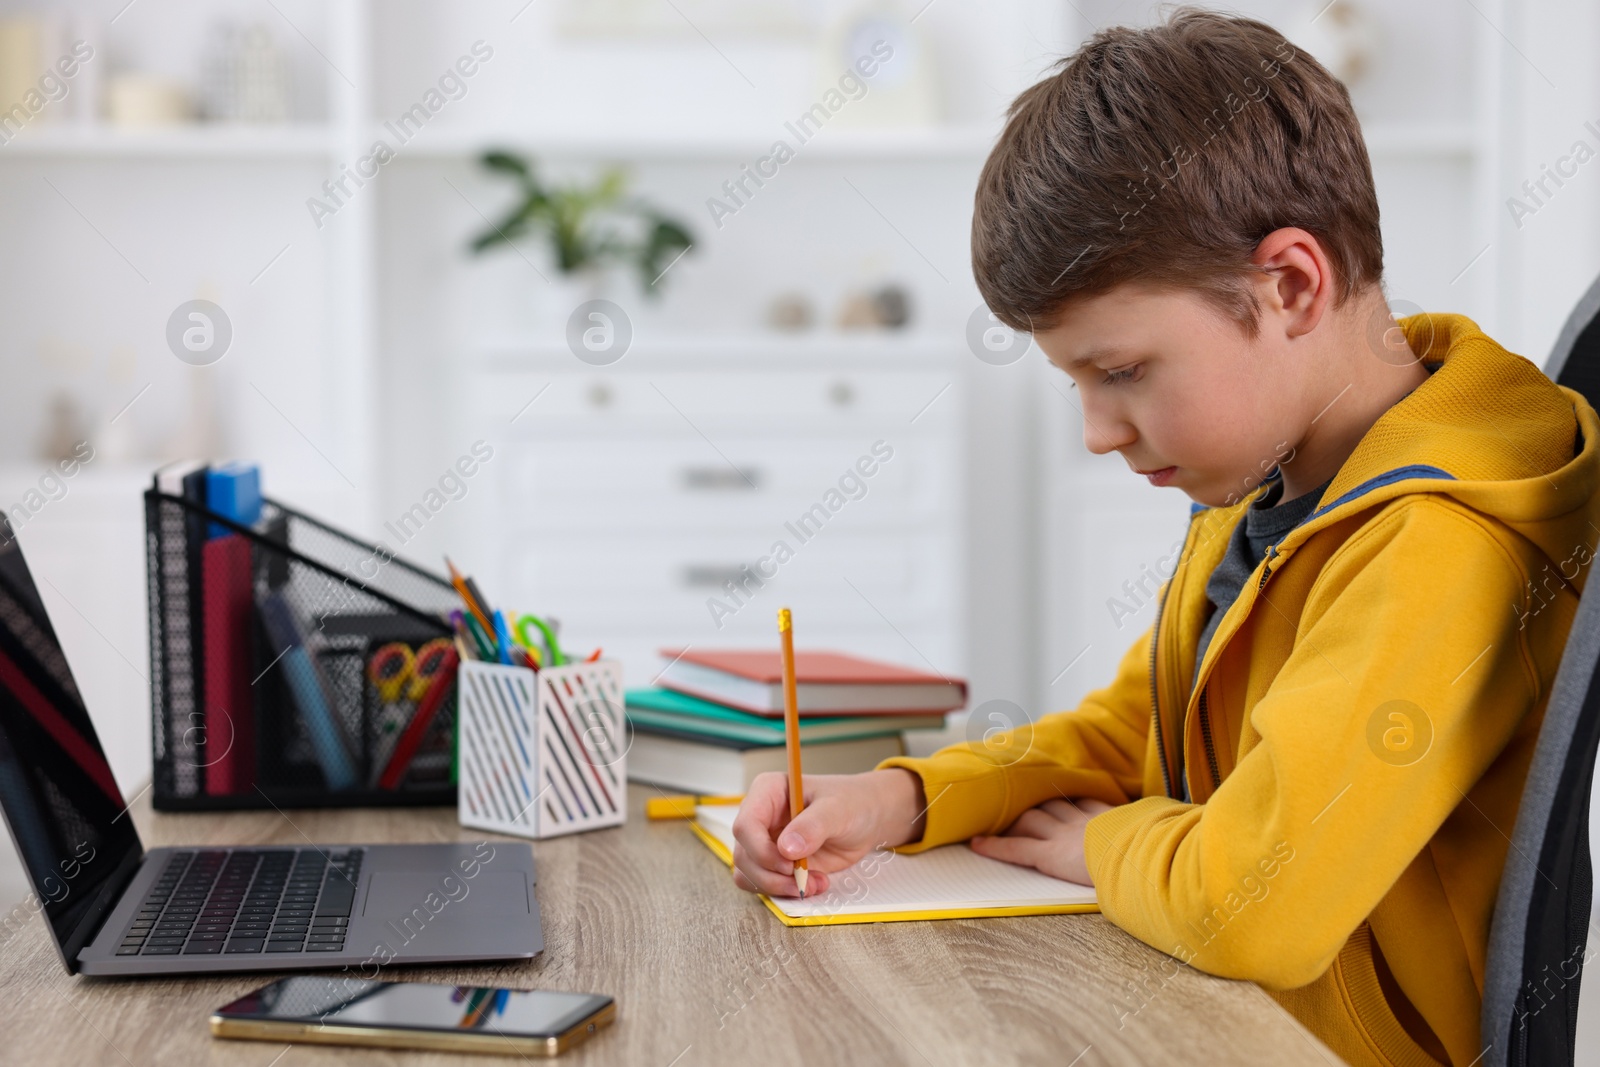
[{"xmin": 625, "ymin": 648, "xmax": 968, "ymax": 794}]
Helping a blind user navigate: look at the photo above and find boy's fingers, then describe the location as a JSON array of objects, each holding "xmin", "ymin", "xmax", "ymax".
[
  {"xmin": 775, "ymin": 796, "xmax": 847, "ymax": 860},
  {"xmin": 731, "ymin": 851, "xmax": 803, "ymax": 897},
  {"xmin": 730, "ymin": 775, "xmax": 792, "ymax": 874},
  {"xmin": 730, "ymin": 837, "xmax": 793, "ymax": 892},
  {"xmin": 731, "ymin": 862, "xmax": 829, "ymax": 898},
  {"xmin": 969, "ymin": 833, "xmax": 1046, "ymax": 869},
  {"xmin": 1008, "ymin": 808, "xmax": 1060, "ymax": 837}
]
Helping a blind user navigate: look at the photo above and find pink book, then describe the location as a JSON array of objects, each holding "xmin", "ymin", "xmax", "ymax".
[{"xmin": 656, "ymin": 648, "xmax": 967, "ymax": 717}]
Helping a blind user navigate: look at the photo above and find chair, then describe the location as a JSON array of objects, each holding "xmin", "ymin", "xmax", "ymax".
[{"xmin": 1481, "ymin": 274, "xmax": 1600, "ymax": 1066}]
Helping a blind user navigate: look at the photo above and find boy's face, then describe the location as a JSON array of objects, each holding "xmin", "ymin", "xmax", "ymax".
[{"xmin": 1035, "ymin": 280, "xmax": 1308, "ymax": 508}]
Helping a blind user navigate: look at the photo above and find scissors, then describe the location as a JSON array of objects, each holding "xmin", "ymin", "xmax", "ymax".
[
  {"xmin": 368, "ymin": 637, "xmax": 454, "ymax": 703},
  {"xmin": 513, "ymin": 614, "xmax": 565, "ymax": 667}
]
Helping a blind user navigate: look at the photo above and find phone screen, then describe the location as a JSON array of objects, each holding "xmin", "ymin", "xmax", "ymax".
[{"xmin": 218, "ymin": 977, "xmax": 611, "ymax": 1039}]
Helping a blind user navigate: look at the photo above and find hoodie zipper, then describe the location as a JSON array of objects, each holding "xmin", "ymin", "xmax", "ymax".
[
  {"xmin": 1257, "ymin": 542, "xmax": 1279, "ymax": 592},
  {"xmin": 1195, "ymin": 542, "xmax": 1278, "ymax": 800},
  {"xmin": 1197, "ymin": 687, "xmax": 1220, "ymax": 796},
  {"xmin": 1149, "ymin": 582, "xmax": 1174, "ymax": 799},
  {"xmin": 1149, "ymin": 515, "xmax": 1205, "ymax": 799}
]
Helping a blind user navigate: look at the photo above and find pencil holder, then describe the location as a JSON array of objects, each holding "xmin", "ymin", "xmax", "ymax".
[{"xmin": 456, "ymin": 658, "xmax": 627, "ymax": 839}]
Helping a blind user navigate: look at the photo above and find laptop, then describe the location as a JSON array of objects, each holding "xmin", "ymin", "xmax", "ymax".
[{"xmin": 0, "ymin": 513, "xmax": 543, "ymax": 976}]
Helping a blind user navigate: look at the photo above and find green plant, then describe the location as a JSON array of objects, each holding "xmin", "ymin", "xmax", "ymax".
[{"xmin": 468, "ymin": 150, "xmax": 694, "ymax": 294}]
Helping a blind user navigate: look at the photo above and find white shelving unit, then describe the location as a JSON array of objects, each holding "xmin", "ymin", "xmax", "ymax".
[
  {"xmin": 0, "ymin": 0, "xmax": 374, "ymax": 510},
  {"xmin": 0, "ymin": 0, "xmax": 1522, "ymax": 762},
  {"xmin": 0, "ymin": 0, "xmax": 998, "ymax": 768}
]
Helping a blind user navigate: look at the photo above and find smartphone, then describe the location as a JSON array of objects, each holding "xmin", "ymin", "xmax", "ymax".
[{"xmin": 212, "ymin": 976, "xmax": 615, "ymax": 1057}]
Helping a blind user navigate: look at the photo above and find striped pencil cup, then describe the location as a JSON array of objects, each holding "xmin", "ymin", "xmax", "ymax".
[{"xmin": 456, "ymin": 658, "xmax": 627, "ymax": 839}]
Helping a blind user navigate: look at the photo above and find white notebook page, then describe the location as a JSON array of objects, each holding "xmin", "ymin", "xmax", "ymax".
[{"xmin": 696, "ymin": 805, "xmax": 1097, "ymax": 918}]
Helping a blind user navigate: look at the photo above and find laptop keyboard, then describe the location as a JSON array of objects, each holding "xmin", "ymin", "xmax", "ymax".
[{"xmin": 115, "ymin": 848, "xmax": 363, "ymax": 957}]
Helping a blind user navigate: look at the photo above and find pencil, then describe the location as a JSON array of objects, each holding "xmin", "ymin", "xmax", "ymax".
[
  {"xmin": 778, "ymin": 607, "xmax": 808, "ymax": 897},
  {"xmin": 444, "ymin": 556, "xmax": 494, "ymax": 635}
]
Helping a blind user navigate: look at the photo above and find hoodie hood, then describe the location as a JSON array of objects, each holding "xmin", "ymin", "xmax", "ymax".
[{"xmin": 1207, "ymin": 313, "xmax": 1600, "ymax": 589}]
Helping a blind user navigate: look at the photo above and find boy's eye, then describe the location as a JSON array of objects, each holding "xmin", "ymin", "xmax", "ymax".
[{"xmin": 1103, "ymin": 364, "xmax": 1140, "ymax": 385}]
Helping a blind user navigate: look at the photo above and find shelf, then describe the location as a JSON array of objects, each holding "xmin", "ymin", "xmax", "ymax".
[
  {"xmin": 0, "ymin": 120, "xmax": 1471, "ymax": 163},
  {"xmin": 1361, "ymin": 121, "xmax": 1480, "ymax": 158},
  {"xmin": 470, "ymin": 331, "xmax": 968, "ymax": 366},
  {"xmin": 380, "ymin": 124, "xmax": 997, "ymax": 163},
  {"xmin": 387, "ymin": 121, "xmax": 1471, "ymax": 164},
  {"xmin": 0, "ymin": 124, "xmax": 340, "ymax": 159}
]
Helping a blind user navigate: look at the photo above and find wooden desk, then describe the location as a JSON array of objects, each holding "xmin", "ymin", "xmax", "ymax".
[{"xmin": 1, "ymin": 785, "xmax": 1338, "ymax": 1065}]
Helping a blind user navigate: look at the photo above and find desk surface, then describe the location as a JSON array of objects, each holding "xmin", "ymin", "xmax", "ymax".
[{"xmin": 0, "ymin": 785, "xmax": 1337, "ymax": 1066}]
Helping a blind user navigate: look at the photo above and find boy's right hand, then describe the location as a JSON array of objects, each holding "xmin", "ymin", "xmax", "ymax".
[{"xmin": 730, "ymin": 768, "xmax": 928, "ymax": 898}]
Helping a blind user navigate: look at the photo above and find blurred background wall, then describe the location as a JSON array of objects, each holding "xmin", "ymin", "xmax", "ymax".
[{"xmin": 0, "ymin": 0, "xmax": 1596, "ymax": 970}]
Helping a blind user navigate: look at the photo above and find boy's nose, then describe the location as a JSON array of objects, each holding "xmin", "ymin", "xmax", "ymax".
[{"xmin": 1081, "ymin": 412, "xmax": 1136, "ymax": 456}]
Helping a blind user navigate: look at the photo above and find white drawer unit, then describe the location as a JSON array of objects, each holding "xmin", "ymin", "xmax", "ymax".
[
  {"xmin": 456, "ymin": 341, "xmax": 967, "ymax": 691},
  {"xmin": 496, "ymin": 436, "xmax": 943, "ymax": 533}
]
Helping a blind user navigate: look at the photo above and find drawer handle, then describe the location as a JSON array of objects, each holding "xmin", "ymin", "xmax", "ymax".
[
  {"xmin": 682, "ymin": 466, "xmax": 761, "ymax": 491},
  {"xmin": 682, "ymin": 564, "xmax": 753, "ymax": 588}
]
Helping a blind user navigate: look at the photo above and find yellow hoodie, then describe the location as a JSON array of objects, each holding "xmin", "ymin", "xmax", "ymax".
[{"xmin": 878, "ymin": 314, "xmax": 1600, "ymax": 1067}]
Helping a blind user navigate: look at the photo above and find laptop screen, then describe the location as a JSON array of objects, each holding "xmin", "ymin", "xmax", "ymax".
[{"xmin": 0, "ymin": 514, "xmax": 140, "ymax": 957}]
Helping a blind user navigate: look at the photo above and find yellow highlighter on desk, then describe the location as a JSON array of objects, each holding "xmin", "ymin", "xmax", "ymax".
[{"xmin": 647, "ymin": 794, "xmax": 744, "ymax": 820}]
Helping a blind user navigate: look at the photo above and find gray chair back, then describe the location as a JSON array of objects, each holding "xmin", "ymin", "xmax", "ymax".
[{"xmin": 1480, "ymin": 275, "xmax": 1600, "ymax": 1066}]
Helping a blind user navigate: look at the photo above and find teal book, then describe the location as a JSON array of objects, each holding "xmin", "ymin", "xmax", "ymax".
[{"xmin": 624, "ymin": 687, "xmax": 945, "ymax": 746}]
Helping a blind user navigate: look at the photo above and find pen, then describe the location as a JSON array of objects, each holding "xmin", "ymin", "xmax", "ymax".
[
  {"xmin": 463, "ymin": 612, "xmax": 497, "ymax": 662},
  {"xmin": 778, "ymin": 607, "xmax": 807, "ymax": 897},
  {"xmin": 492, "ymin": 610, "xmax": 515, "ymax": 666}
]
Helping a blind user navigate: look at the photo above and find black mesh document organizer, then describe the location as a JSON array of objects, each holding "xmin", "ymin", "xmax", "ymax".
[{"xmin": 145, "ymin": 490, "xmax": 461, "ymax": 810}]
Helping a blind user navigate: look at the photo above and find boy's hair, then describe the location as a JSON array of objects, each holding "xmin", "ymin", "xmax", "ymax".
[{"xmin": 973, "ymin": 6, "xmax": 1383, "ymax": 337}]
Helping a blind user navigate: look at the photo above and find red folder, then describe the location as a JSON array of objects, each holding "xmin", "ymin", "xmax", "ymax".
[{"xmin": 202, "ymin": 535, "xmax": 256, "ymax": 794}]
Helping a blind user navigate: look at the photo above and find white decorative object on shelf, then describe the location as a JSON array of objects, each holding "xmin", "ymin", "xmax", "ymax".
[
  {"xmin": 456, "ymin": 659, "xmax": 627, "ymax": 839},
  {"xmin": 106, "ymin": 73, "xmax": 191, "ymax": 126},
  {"xmin": 819, "ymin": 3, "xmax": 941, "ymax": 128},
  {"xmin": 200, "ymin": 22, "xmax": 290, "ymax": 123},
  {"xmin": 0, "ymin": 18, "xmax": 42, "ymax": 122}
]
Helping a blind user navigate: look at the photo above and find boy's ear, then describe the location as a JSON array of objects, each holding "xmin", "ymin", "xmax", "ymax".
[{"xmin": 1250, "ymin": 226, "xmax": 1333, "ymax": 339}]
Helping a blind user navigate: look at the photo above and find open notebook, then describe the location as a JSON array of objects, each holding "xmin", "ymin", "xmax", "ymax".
[{"xmin": 690, "ymin": 804, "xmax": 1098, "ymax": 927}]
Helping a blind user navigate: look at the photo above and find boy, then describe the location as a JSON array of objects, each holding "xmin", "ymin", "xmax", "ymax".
[{"xmin": 729, "ymin": 8, "xmax": 1600, "ymax": 1067}]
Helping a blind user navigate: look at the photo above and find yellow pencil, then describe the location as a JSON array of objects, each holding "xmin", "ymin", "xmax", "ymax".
[{"xmin": 778, "ymin": 607, "xmax": 808, "ymax": 897}]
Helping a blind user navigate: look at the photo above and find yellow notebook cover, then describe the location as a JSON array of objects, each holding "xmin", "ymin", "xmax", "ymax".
[{"xmin": 690, "ymin": 805, "xmax": 1099, "ymax": 927}]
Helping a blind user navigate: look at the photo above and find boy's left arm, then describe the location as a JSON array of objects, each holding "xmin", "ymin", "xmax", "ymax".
[{"xmin": 1083, "ymin": 497, "xmax": 1547, "ymax": 990}]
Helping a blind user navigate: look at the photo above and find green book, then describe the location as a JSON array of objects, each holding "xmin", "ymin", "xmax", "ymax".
[{"xmin": 624, "ymin": 687, "xmax": 946, "ymax": 746}]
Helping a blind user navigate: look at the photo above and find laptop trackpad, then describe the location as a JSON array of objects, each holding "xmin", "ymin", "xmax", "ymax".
[{"xmin": 362, "ymin": 871, "xmax": 529, "ymax": 924}]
